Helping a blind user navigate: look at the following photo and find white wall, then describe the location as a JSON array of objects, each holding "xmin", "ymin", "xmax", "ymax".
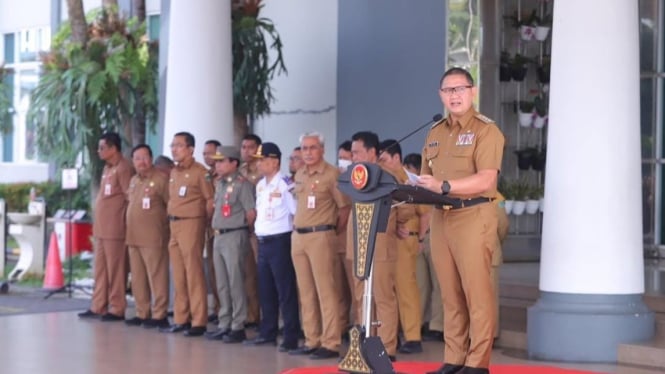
[
  {"xmin": 0, "ymin": 0, "xmax": 50, "ymax": 34},
  {"xmin": 0, "ymin": 162, "xmax": 49, "ymax": 183},
  {"xmin": 253, "ymin": 0, "xmax": 339, "ymax": 166}
]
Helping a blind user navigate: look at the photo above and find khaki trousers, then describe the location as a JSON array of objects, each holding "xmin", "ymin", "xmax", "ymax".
[
  {"xmin": 169, "ymin": 218, "xmax": 208, "ymax": 327},
  {"xmin": 245, "ymin": 234, "xmax": 260, "ymax": 324},
  {"xmin": 351, "ymin": 259, "xmax": 398, "ymax": 356},
  {"xmin": 91, "ymin": 238, "xmax": 127, "ymax": 316},
  {"xmin": 416, "ymin": 235, "xmax": 443, "ymax": 332},
  {"xmin": 291, "ymin": 230, "xmax": 341, "ymax": 351},
  {"xmin": 395, "ymin": 236, "xmax": 422, "ymax": 341},
  {"xmin": 431, "ymin": 204, "xmax": 496, "ymax": 369},
  {"xmin": 128, "ymin": 245, "xmax": 169, "ymax": 320}
]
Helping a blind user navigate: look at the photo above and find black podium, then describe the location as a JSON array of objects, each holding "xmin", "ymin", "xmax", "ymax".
[{"xmin": 337, "ymin": 163, "xmax": 458, "ymax": 374}]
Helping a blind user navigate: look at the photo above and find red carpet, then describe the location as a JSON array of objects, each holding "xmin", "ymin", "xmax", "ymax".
[{"xmin": 280, "ymin": 362, "xmax": 605, "ymax": 374}]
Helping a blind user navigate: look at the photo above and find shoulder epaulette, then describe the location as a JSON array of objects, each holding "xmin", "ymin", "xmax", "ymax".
[
  {"xmin": 431, "ymin": 118, "xmax": 446, "ymax": 129},
  {"xmin": 474, "ymin": 113, "xmax": 494, "ymax": 124}
]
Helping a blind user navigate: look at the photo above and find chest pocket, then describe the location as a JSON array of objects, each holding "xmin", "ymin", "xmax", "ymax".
[
  {"xmin": 451, "ymin": 143, "xmax": 476, "ymax": 172},
  {"xmin": 426, "ymin": 142, "xmax": 440, "ymax": 165}
]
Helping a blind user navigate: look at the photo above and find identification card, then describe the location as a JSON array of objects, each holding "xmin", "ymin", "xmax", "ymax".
[
  {"xmin": 266, "ymin": 208, "xmax": 274, "ymax": 220},
  {"xmin": 307, "ymin": 195, "xmax": 316, "ymax": 209},
  {"xmin": 142, "ymin": 197, "xmax": 151, "ymax": 210},
  {"xmin": 104, "ymin": 183, "xmax": 112, "ymax": 196},
  {"xmin": 222, "ymin": 204, "xmax": 231, "ymax": 217},
  {"xmin": 179, "ymin": 186, "xmax": 187, "ymax": 197}
]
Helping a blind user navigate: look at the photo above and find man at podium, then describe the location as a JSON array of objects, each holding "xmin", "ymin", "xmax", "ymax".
[{"xmin": 417, "ymin": 67, "xmax": 505, "ymax": 374}]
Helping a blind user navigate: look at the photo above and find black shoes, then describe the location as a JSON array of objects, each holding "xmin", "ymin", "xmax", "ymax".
[
  {"xmin": 183, "ymin": 326, "xmax": 206, "ymax": 337},
  {"xmin": 458, "ymin": 367, "xmax": 489, "ymax": 374},
  {"xmin": 142, "ymin": 318, "xmax": 170, "ymax": 329},
  {"xmin": 124, "ymin": 317, "xmax": 144, "ymax": 326},
  {"xmin": 288, "ymin": 345, "xmax": 318, "ymax": 355},
  {"xmin": 278, "ymin": 342, "xmax": 298, "ymax": 352},
  {"xmin": 222, "ymin": 329, "xmax": 246, "ymax": 343},
  {"xmin": 205, "ymin": 328, "xmax": 231, "ymax": 340},
  {"xmin": 398, "ymin": 340, "xmax": 423, "ymax": 354},
  {"xmin": 309, "ymin": 347, "xmax": 339, "ymax": 360},
  {"xmin": 100, "ymin": 313, "xmax": 124, "ymax": 322},
  {"xmin": 208, "ymin": 314, "xmax": 219, "ymax": 324},
  {"xmin": 426, "ymin": 364, "xmax": 465, "ymax": 374},
  {"xmin": 423, "ymin": 329, "xmax": 444, "ymax": 342},
  {"xmin": 159, "ymin": 323, "xmax": 191, "ymax": 333},
  {"xmin": 243, "ymin": 336, "xmax": 277, "ymax": 346},
  {"xmin": 77, "ymin": 310, "xmax": 100, "ymax": 319}
]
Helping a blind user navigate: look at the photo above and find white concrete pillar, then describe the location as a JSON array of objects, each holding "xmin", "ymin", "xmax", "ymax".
[
  {"xmin": 162, "ymin": 0, "xmax": 233, "ymax": 160},
  {"xmin": 527, "ymin": 0, "xmax": 654, "ymax": 362}
]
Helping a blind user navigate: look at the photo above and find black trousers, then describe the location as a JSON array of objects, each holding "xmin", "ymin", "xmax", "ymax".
[{"xmin": 257, "ymin": 231, "xmax": 300, "ymax": 345}]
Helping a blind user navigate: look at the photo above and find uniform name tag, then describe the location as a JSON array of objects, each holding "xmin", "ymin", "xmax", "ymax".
[
  {"xmin": 179, "ymin": 186, "xmax": 187, "ymax": 197},
  {"xmin": 307, "ymin": 195, "xmax": 316, "ymax": 209},
  {"xmin": 456, "ymin": 133, "xmax": 475, "ymax": 146},
  {"xmin": 104, "ymin": 183, "xmax": 112, "ymax": 196},
  {"xmin": 142, "ymin": 197, "xmax": 151, "ymax": 210}
]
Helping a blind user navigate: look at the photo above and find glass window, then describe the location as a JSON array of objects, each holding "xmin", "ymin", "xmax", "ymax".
[{"xmin": 148, "ymin": 15, "xmax": 160, "ymax": 41}]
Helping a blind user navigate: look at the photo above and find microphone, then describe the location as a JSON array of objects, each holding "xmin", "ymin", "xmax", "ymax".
[{"xmin": 380, "ymin": 114, "xmax": 443, "ymax": 154}]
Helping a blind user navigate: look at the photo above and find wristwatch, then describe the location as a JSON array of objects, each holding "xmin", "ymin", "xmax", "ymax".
[{"xmin": 441, "ymin": 180, "xmax": 451, "ymax": 195}]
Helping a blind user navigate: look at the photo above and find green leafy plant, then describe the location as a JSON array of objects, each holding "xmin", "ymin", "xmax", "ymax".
[
  {"xmin": 498, "ymin": 178, "xmax": 515, "ymax": 200},
  {"xmin": 232, "ymin": 0, "xmax": 286, "ymax": 144},
  {"xmin": 0, "ymin": 64, "xmax": 13, "ymax": 135},
  {"xmin": 534, "ymin": 96, "xmax": 547, "ymax": 117},
  {"xmin": 518, "ymin": 100, "xmax": 534, "ymax": 113},
  {"xmin": 513, "ymin": 179, "xmax": 531, "ymax": 201},
  {"xmin": 27, "ymin": 8, "xmax": 157, "ymax": 195}
]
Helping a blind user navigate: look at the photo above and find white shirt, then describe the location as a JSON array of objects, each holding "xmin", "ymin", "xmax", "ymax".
[{"xmin": 254, "ymin": 171, "xmax": 296, "ymax": 236}]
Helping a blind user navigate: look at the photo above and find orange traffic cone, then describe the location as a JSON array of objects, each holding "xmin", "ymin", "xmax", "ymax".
[{"xmin": 43, "ymin": 232, "xmax": 64, "ymax": 290}]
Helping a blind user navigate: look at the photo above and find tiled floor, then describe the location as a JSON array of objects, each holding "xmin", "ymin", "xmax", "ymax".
[{"xmin": 1, "ymin": 261, "xmax": 664, "ymax": 373}]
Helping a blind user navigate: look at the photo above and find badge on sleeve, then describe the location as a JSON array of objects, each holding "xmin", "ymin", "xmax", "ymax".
[
  {"xmin": 104, "ymin": 183, "xmax": 112, "ymax": 196},
  {"xmin": 178, "ymin": 186, "xmax": 187, "ymax": 197}
]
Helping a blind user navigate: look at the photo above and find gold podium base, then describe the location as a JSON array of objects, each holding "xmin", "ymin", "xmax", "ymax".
[{"xmin": 338, "ymin": 326, "xmax": 371, "ymax": 374}]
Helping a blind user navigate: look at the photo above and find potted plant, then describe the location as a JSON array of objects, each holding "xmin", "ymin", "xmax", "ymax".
[
  {"xmin": 500, "ymin": 51, "xmax": 512, "ymax": 82},
  {"xmin": 515, "ymin": 147, "xmax": 537, "ymax": 170},
  {"xmin": 533, "ymin": 96, "xmax": 548, "ymax": 129},
  {"xmin": 511, "ymin": 54, "xmax": 530, "ymax": 81},
  {"xmin": 511, "ymin": 179, "xmax": 530, "ymax": 215},
  {"xmin": 525, "ymin": 185, "xmax": 541, "ymax": 214},
  {"xmin": 517, "ymin": 100, "xmax": 534, "ymax": 127},
  {"xmin": 537, "ymin": 55, "xmax": 551, "ymax": 84},
  {"xmin": 499, "ymin": 178, "xmax": 515, "ymax": 215},
  {"xmin": 535, "ymin": 14, "xmax": 552, "ymax": 41},
  {"xmin": 519, "ymin": 9, "xmax": 539, "ymax": 41},
  {"xmin": 532, "ymin": 147, "xmax": 546, "ymax": 171}
]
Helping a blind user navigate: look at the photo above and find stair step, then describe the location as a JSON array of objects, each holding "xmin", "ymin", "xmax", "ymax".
[
  {"xmin": 495, "ymin": 329, "xmax": 527, "ymax": 350},
  {"xmin": 617, "ymin": 339, "xmax": 665, "ymax": 369}
]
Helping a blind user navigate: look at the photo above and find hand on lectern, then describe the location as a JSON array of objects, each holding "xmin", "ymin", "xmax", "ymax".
[{"xmin": 415, "ymin": 174, "xmax": 442, "ymax": 194}]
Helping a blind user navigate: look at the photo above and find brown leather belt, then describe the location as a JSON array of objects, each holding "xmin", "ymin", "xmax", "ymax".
[
  {"xmin": 167, "ymin": 215, "xmax": 197, "ymax": 221},
  {"xmin": 408, "ymin": 232, "xmax": 419, "ymax": 236},
  {"xmin": 435, "ymin": 197, "xmax": 493, "ymax": 210},
  {"xmin": 214, "ymin": 226, "xmax": 249, "ymax": 235},
  {"xmin": 295, "ymin": 224, "xmax": 336, "ymax": 234}
]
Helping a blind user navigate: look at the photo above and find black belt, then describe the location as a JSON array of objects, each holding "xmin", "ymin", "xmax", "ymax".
[
  {"xmin": 257, "ymin": 231, "xmax": 291, "ymax": 243},
  {"xmin": 435, "ymin": 197, "xmax": 493, "ymax": 210},
  {"xmin": 295, "ymin": 224, "xmax": 336, "ymax": 234},
  {"xmin": 168, "ymin": 215, "xmax": 198, "ymax": 221},
  {"xmin": 214, "ymin": 226, "xmax": 249, "ymax": 235}
]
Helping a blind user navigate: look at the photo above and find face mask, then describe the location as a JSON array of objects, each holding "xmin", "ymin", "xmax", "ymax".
[{"xmin": 338, "ymin": 159, "xmax": 353, "ymax": 171}]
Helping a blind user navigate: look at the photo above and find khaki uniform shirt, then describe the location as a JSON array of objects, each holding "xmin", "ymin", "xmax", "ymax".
[
  {"xmin": 293, "ymin": 161, "xmax": 350, "ymax": 228},
  {"xmin": 168, "ymin": 157, "xmax": 214, "ymax": 218},
  {"xmin": 239, "ymin": 161, "xmax": 261, "ymax": 186},
  {"xmin": 421, "ymin": 108, "xmax": 505, "ymax": 199},
  {"xmin": 212, "ymin": 171, "xmax": 256, "ymax": 229},
  {"xmin": 94, "ymin": 157, "xmax": 134, "ymax": 239},
  {"xmin": 126, "ymin": 168, "xmax": 169, "ymax": 247}
]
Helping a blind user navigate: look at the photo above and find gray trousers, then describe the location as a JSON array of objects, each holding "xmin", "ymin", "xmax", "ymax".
[{"xmin": 213, "ymin": 230, "xmax": 249, "ymax": 331}]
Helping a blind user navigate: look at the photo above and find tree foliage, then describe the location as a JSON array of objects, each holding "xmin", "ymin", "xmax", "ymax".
[
  {"xmin": 232, "ymin": 0, "xmax": 286, "ymax": 129},
  {"xmin": 0, "ymin": 64, "xmax": 13, "ymax": 135},
  {"xmin": 27, "ymin": 8, "xmax": 158, "ymax": 189}
]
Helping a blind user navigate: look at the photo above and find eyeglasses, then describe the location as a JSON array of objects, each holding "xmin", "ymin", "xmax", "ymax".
[{"xmin": 440, "ymin": 85, "xmax": 473, "ymax": 95}]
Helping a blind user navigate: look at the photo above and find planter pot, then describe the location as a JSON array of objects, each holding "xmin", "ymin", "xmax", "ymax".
[
  {"xmin": 535, "ymin": 26, "xmax": 550, "ymax": 41},
  {"xmin": 504, "ymin": 200, "xmax": 514, "ymax": 215},
  {"xmin": 532, "ymin": 153, "xmax": 546, "ymax": 171},
  {"xmin": 520, "ymin": 25, "xmax": 535, "ymax": 41},
  {"xmin": 539, "ymin": 197, "xmax": 545, "ymax": 213},
  {"xmin": 533, "ymin": 115, "xmax": 547, "ymax": 129},
  {"xmin": 536, "ymin": 66, "xmax": 550, "ymax": 84},
  {"xmin": 511, "ymin": 66, "xmax": 528, "ymax": 81},
  {"xmin": 499, "ymin": 65, "xmax": 512, "ymax": 82},
  {"xmin": 526, "ymin": 200, "xmax": 540, "ymax": 214},
  {"xmin": 512, "ymin": 200, "xmax": 527, "ymax": 215},
  {"xmin": 518, "ymin": 111, "xmax": 533, "ymax": 127}
]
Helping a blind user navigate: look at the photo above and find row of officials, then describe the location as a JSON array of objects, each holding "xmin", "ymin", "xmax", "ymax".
[{"xmin": 77, "ymin": 68, "xmax": 507, "ymax": 374}]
